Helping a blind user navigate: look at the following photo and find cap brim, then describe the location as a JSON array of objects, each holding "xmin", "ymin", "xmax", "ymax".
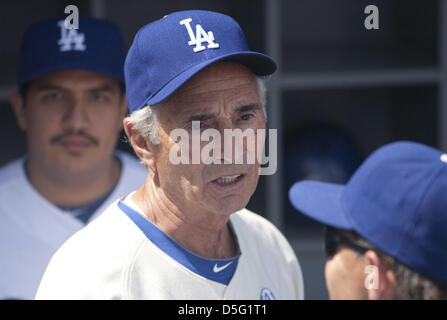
[
  {"xmin": 288, "ymin": 181, "xmax": 353, "ymax": 230},
  {"xmin": 19, "ymin": 63, "xmax": 124, "ymax": 86},
  {"xmin": 145, "ymin": 51, "xmax": 276, "ymax": 107}
]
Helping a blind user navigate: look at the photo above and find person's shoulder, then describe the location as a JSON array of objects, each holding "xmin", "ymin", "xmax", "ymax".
[
  {"xmin": 0, "ymin": 157, "xmax": 25, "ymax": 186},
  {"xmin": 0, "ymin": 158, "xmax": 29, "ymax": 208},
  {"xmin": 59, "ymin": 199, "xmax": 140, "ymax": 251},
  {"xmin": 42, "ymin": 200, "xmax": 139, "ymax": 271},
  {"xmin": 35, "ymin": 200, "xmax": 145, "ymax": 299}
]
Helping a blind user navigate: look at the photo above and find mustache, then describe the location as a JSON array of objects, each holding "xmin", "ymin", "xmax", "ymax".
[{"xmin": 50, "ymin": 130, "xmax": 99, "ymax": 146}]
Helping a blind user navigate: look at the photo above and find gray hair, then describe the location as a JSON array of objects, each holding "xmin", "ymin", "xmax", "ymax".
[
  {"xmin": 127, "ymin": 76, "xmax": 268, "ymax": 145},
  {"xmin": 352, "ymin": 234, "xmax": 447, "ymax": 300},
  {"xmin": 388, "ymin": 258, "xmax": 447, "ymax": 300}
]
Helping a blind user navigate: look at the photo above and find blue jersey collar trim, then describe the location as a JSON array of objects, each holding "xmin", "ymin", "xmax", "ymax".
[{"xmin": 118, "ymin": 201, "xmax": 239, "ymax": 285}]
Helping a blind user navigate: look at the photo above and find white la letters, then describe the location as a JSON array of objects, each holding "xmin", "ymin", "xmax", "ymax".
[
  {"xmin": 179, "ymin": 18, "xmax": 220, "ymax": 53},
  {"xmin": 57, "ymin": 20, "xmax": 86, "ymax": 52}
]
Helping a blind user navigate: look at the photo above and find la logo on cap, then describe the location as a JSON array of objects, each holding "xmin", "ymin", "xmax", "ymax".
[
  {"xmin": 57, "ymin": 20, "xmax": 86, "ymax": 52},
  {"xmin": 441, "ymin": 154, "xmax": 447, "ymax": 163},
  {"xmin": 180, "ymin": 18, "xmax": 220, "ymax": 53}
]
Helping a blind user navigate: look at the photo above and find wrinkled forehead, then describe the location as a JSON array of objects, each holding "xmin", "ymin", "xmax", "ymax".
[
  {"xmin": 177, "ymin": 62, "xmax": 257, "ymax": 93},
  {"xmin": 158, "ymin": 62, "xmax": 260, "ymax": 116}
]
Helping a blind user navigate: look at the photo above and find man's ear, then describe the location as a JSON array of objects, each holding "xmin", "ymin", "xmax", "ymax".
[
  {"xmin": 118, "ymin": 93, "xmax": 129, "ymax": 130},
  {"xmin": 10, "ymin": 92, "xmax": 27, "ymax": 131},
  {"xmin": 364, "ymin": 250, "xmax": 397, "ymax": 300},
  {"xmin": 123, "ymin": 117, "xmax": 157, "ymax": 173}
]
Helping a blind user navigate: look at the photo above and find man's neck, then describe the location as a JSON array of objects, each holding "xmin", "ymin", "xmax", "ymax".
[
  {"xmin": 26, "ymin": 156, "xmax": 121, "ymax": 207},
  {"xmin": 132, "ymin": 180, "xmax": 237, "ymax": 260}
]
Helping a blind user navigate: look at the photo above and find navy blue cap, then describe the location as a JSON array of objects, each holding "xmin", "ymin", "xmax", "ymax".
[
  {"xmin": 124, "ymin": 10, "xmax": 277, "ymax": 113},
  {"xmin": 289, "ymin": 141, "xmax": 447, "ymax": 284},
  {"xmin": 18, "ymin": 16, "xmax": 125, "ymax": 86}
]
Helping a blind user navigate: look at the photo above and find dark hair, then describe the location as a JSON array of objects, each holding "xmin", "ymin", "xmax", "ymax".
[
  {"xmin": 18, "ymin": 81, "xmax": 31, "ymax": 103},
  {"xmin": 348, "ymin": 231, "xmax": 447, "ymax": 300}
]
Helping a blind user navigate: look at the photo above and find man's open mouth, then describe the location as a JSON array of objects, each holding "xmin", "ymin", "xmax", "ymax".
[{"xmin": 213, "ymin": 174, "xmax": 245, "ymax": 186}]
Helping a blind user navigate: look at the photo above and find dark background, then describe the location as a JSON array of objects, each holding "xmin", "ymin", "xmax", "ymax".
[{"xmin": 0, "ymin": 0, "xmax": 443, "ymax": 299}]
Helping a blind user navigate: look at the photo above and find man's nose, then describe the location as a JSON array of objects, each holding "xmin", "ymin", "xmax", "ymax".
[
  {"xmin": 62, "ymin": 98, "xmax": 89, "ymax": 131},
  {"xmin": 215, "ymin": 119, "xmax": 246, "ymax": 165}
]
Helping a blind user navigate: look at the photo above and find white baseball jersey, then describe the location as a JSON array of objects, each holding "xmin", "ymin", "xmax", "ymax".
[
  {"xmin": 35, "ymin": 194, "xmax": 304, "ymax": 300},
  {"xmin": 0, "ymin": 151, "xmax": 147, "ymax": 300}
]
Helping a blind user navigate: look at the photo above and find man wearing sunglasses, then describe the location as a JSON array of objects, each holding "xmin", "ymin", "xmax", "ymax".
[{"xmin": 289, "ymin": 141, "xmax": 447, "ymax": 300}]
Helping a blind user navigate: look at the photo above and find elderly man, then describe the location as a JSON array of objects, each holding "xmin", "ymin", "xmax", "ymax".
[
  {"xmin": 289, "ymin": 141, "xmax": 447, "ymax": 300},
  {"xmin": 35, "ymin": 10, "xmax": 304, "ymax": 300},
  {"xmin": 0, "ymin": 16, "xmax": 146, "ymax": 299}
]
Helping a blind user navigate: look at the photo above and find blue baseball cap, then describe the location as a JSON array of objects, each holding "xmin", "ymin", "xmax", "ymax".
[
  {"xmin": 18, "ymin": 15, "xmax": 125, "ymax": 86},
  {"xmin": 124, "ymin": 10, "xmax": 277, "ymax": 113},
  {"xmin": 288, "ymin": 141, "xmax": 447, "ymax": 284}
]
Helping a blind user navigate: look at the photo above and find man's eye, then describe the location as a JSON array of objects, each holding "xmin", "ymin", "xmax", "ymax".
[
  {"xmin": 241, "ymin": 113, "xmax": 254, "ymax": 121},
  {"xmin": 191, "ymin": 121, "xmax": 205, "ymax": 130},
  {"xmin": 45, "ymin": 92, "xmax": 62, "ymax": 100},
  {"xmin": 91, "ymin": 94, "xmax": 107, "ymax": 102}
]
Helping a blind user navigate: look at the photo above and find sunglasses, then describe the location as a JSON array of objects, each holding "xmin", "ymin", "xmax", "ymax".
[{"xmin": 324, "ymin": 227, "xmax": 373, "ymax": 257}]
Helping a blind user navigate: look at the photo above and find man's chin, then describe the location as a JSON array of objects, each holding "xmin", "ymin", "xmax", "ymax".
[
  {"xmin": 50, "ymin": 157, "xmax": 103, "ymax": 176},
  {"xmin": 215, "ymin": 194, "xmax": 249, "ymax": 215}
]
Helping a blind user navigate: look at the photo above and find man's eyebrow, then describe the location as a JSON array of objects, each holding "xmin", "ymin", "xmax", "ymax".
[
  {"xmin": 34, "ymin": 84, "xmax": 66, "ymax": 91},
  {"xmin": 33, "ymin": 84, "xmax": 118, "ymax": 94},
  {"xmin": 234, "ymin": 104, "xmax": 262, "ymax": 113},
  {"xmin": 184, "ymin": 105, "xmax": 261, "ymax": 122},
  {"xmin": 186, "ymin": 113, "xmax": 216, "ymax": 123},
  {"xmin": 87, "ymin": 85, "xmax": 118, "ymax": 94}
]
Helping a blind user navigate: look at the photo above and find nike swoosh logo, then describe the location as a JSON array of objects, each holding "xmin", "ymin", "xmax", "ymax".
[{"xmin": 213, "ymin": 261, "xmax": 233, "ymax": 273}]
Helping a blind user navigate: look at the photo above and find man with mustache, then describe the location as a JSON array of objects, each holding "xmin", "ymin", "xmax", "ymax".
[
  {"xmin": 35, "ymin": 10, "xmax": 304, "ymax": 300},
  {"xmin": 0, "ymin": 16, "xmax": 146, "ymax": 299}
]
